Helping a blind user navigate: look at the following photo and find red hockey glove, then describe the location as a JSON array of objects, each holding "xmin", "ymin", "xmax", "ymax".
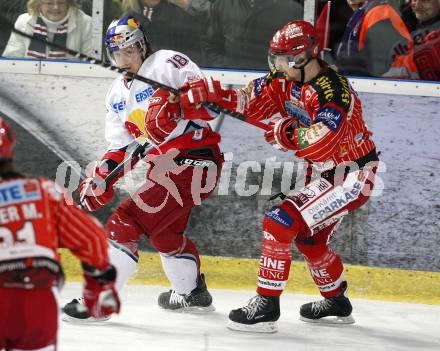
[
  {"xmin": 80, "ymin": 159, "xmax": 117, "ymax": 211},
  {"xmin": 179, "ymin": 77, "xmax": 223, "ymax": 108},
  {"xmin": 82, "ymin": 264, "xmax": 121, "ymax": 319},
  {"xmin": 145, "ymin": 88, "xmax": 181, "ymax": 144},
  {"xmin": 264, "ymin": 117, "xmax": 298, "ymax": 151}
]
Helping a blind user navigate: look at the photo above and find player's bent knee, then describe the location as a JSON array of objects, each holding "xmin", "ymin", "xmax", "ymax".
[
  {"xmin": 262, "ymin": 203, "xmax": 307, "ymax": 243},
  {"xmin": 150, "ymin": 234, "xmax": 186, "ymax": 255}
]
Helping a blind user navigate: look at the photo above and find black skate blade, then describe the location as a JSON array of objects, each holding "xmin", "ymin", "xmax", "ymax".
[
  {"xmin": 159, "ymin": 305, "xmax": 216, "ymax": 314},
  {"xmin": 226, "ymin": 320, "xmax": 278, "ymax": 333},
  {"xmin": 299, "ymin": 314, "xmax": 355, "ymax": 325},
  {"xmin": 61, "ymin": 312, "xmax": 111, "ymax": 324}
]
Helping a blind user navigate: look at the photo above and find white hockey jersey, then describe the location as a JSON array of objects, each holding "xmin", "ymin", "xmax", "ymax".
[{"xmin": 104, "ymin": 50, "xmax": 215, "ymax": 153}]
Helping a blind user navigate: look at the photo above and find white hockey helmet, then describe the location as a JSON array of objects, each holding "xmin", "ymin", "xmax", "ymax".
[{"xmin": 105, "ymin": 16, "xmax": 151, "ymax": 64}]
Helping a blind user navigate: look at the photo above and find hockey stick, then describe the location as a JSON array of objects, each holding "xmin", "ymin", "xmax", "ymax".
[
  {"xmin": 79, "ymin": 138, "xmax": 153, "ymax": 210},
  {"xmin": 0, "ymin": 15, "xmax": 268, "ymax": 131},
  {"xmin": 97, "ymin": 138, "xmax": 154, "ymax": 189}
]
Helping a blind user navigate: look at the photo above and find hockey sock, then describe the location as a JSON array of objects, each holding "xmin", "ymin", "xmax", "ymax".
[
  {"xmin": 159, "ymin": 236, "xmax": 200, "ymax": 295},
  {"xmin": 108, "ymin": 240, "xmax": 138, "ymax": 291},
  {"xmin": 296, "ymin": 242, "xmax": 345, "ymax": 298},
  {"xmin": 257, "ymin": 238, "xmax": 292, "ymax": 297}
]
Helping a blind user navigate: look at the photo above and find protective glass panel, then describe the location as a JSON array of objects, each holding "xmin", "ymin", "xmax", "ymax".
[{"xmin": 0, "ymin": 0, "xmax": 103, "ymax": 60}]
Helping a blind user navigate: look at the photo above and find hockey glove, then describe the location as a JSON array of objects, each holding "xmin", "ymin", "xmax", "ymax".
[
  {"xmin": 179, "ymin": 77, "xmax": 222, "ymax": 108},
  {"xmin": 145, "ymin": 88, "xmax": 181, "ymax": 144},
  {"xmin": 180, "ymin": 77, "xmax": 248, "ymax": 114},
  {"xmin": 79, "ymin": 158, "xmax": 119, "ymax": 211},
  {"xmin": 82, "ymin": 264, "xmax": 121, "ymax": 319},
  {"xmin": 264, "ymin": 117, "xmax": 298, "ymax": 151}
]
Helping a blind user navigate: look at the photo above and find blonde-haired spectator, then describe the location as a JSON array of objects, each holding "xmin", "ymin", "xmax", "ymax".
[{"xmin": 2, "ymin": 0, "xmax": 92, "ymax": 59}]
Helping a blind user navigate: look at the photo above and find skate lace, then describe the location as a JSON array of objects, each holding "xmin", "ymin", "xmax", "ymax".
[
  {"xmin": 169, "ymin": 290, "xmax": 189, "ymax": 308},
  {"xmin": 241, "ymin": 295, "xmax": 267, "ymax": 320},
  {"xmin": 311, "ymin": 299, "xmax": 332, "ymax": 316}
]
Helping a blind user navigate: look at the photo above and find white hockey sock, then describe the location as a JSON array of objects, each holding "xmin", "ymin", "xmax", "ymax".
[
  {"xmin": 160, "ymin": 253, "xmax": 198, "ymax": 295},
  {"xmin": 108, "ymin": 240, "xmax": 138, "ymax": 291}
]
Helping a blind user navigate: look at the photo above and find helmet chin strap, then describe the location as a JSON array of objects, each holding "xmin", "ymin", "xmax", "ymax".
[
  {"xmin": 299, "ymin": 66, "xmax": 306, "ymax": 84},
  {"xmin": 295, "ymin": 55, "xmax": 313, "ymax": 84}
]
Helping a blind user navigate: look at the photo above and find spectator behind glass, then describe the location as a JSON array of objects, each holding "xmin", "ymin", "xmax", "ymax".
[
  {"xmin": 168, "ymin": 0, "xmax": 211, "ymax": 17},
  {"xmin": 0, "ymin": 1, "xmax": 27, "ymax": 55},
  {"xmin": 202, "ymin": 0, "xmax": 303, "ymax": 70},
  {"xmin": 315, "ymin": 0, "xmax": 353, "ymax": 63},
  {"xmin": 336, "ymin": 0, "xmax": 419, "ymax": 79},
  {"xmin": 2, "ymin": 0, "xmax": 92, "ymax": 59},
  {"xmin": 400, "ymin": 0, "xmax": 440, "ymax": 80},
  {"xmin": 122, "ymin": 0, "xmax": 204, "ymax": 64},
  {"xmin": 77, "ymin": 0, "xmax": 124, "ymax": 32}
]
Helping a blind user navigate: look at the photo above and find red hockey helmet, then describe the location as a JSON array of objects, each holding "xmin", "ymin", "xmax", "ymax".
[
  {"xmin": 0, "ymin": 117, "xmax": 16, "ymax": 161},
  {"xmin": 268, "ymin": 20, "xmax": 319, "ymax": 71}
]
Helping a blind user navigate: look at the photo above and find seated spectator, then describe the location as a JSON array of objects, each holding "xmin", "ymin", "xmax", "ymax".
[
  {"xmin": 400, "ymin": 0, "xmax": 440, "ymax": 80},
  {"xmin": 336, "ymin": 0, "xmax": 419, "ymax": 79},
  {"xmin": 122, "ymin": 0, "xmax": 205, "ymax": 64},
  {"xmin": 202, "ymin": 0, "xmax": 304, "ymax": 70},
  {"xmin": 2, "ymin": 0, "xmax": 92, "ymax": 59},
  {"xmin": 77, "ymin": 0, "xmax": 124, "ymax": 32},
  {"xmin": 168, "ymin": 0, "xmax": 210, "ymax": 17},
  {"xmin": 0, "ymin": 1, "xmax": 27, "ymax": 55}
]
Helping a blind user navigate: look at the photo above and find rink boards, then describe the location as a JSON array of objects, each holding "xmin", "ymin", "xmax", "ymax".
[
  {"xmin": 59, "ymin": 250, "xmax": 440, "ymax": 305},
  {"xmin": 0, "ymin": 66, "xmax": 439, "ymax": 306}
]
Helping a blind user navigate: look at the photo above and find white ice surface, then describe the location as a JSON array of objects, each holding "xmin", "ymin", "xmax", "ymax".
[{"xmin": 59, "ymin": 283, "xmax": 440, "ymax": 351}]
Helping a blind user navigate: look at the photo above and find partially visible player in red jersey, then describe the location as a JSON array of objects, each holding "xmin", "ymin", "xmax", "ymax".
[
  {"xmin": 180, "ymin": 20, "xmax": 380, "ymax": 332},
  {"xmin": 0, "ymin": 117, "xmax": 120, "ymax": 350}
]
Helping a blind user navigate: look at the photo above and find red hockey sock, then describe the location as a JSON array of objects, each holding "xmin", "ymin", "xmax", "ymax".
[
  {"xmin": 296, "ymin": 242, "xmax": 345, "ymax": 298},
  {"xmin": 257, "ymin": 239, "xmax": 292, "ymax": 297}
]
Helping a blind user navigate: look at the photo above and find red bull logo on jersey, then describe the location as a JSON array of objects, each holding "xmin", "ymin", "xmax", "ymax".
[
  {"xmin": 0, "ymin": 180, "xmax": 41, "ymax": 207},
  {"xmin": 125, "ymin": 121, "xmax": 143, "ymax": 138}
]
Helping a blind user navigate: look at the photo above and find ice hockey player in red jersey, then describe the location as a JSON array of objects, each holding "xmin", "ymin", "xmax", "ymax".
[
  {"xmin": 62, "ymin": 16, "xmax": 223, "ymax": 321},
  {"xmin": 180, "ymin": 20, "xmax": 379, "ymax": 332},
  {"xmin": 0, "ymin": 117, "xmax": 120, "ymax": 350}
]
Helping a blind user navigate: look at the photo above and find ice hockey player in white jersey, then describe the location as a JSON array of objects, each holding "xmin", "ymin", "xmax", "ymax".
[{"xmin": 63, "ymin": 16, "xmax": 224, "ymax": 321}]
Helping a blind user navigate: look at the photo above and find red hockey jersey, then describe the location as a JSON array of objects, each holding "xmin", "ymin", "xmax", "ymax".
[
  {"xmin": 245, "ymin": 62, "xmax": 376, "ymax": 171},
  {"xmin": 0, "ymin": 176, "xmax": 109, "ymax": 288}
]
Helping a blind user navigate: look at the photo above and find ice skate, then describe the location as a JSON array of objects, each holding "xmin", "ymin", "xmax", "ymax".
[
  {"xmin": 300, "ymin": 282, "xmax": 355, "ymax": 324},
  {"xmin": 62, "ymin": 298, "xmax": 111, "ymax": 323},
  {"xmin": 158, "ymin": 274, "xmax": 215, "ymax": 312},
  {"xmin": 227, "ymin": 295, "xmax": 280, "ymax": 333}
]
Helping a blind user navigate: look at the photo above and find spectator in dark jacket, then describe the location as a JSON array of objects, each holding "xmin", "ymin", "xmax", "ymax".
[
  {"xmin": 400, "ymin": 0, "xmax": 440, "ymax": 80},
  {"xmin": 202, "ymin": 0, "xmax": 303, "ymax": 70},
  {"xmin": 77, "ymin": 0, "xmax": 123, "ymax": 31},
  {"xmin": 0, "ymin": 1, "xmax": 27, "ymax": 55},
  {"xmin": 122, "ymin": 0, "xmax": 205, "ymax": 64},
  {"xmin": 168, "ymin": 0, "xmax": 210, "ymax": 17}
]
